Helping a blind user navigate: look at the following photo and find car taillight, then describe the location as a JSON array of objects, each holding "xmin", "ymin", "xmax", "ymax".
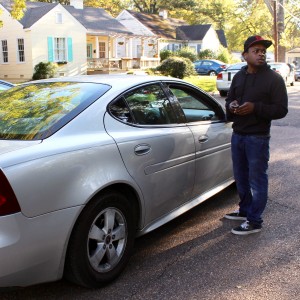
[
  {"xmin": 0, "ymin": 170, "xmax": 21, "ymax": 216},
  {"xmin": 220, "ymin": 65, "xmax": 227, "ymax": 69},
  {"xmin": 217, "ymin": 73, "xmax": 223, "ymax": 80}
]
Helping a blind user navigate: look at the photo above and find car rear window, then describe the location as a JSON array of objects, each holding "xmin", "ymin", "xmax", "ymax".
[{"xmin": 0, "ymin": 81, "xmax": 110, "ymax": 140}]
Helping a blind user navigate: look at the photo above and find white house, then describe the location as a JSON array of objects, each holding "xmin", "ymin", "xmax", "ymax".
[
  {"xmin": 117, "ymin": 10, "xmax": 225, "ymax": 56},
  {"xmin": 0, "ymin": 0, "xmax": 159, "ymax": 82},
  {"xmin": 0, "ymin": 1, "xmax": 87, "ymax": 82}
]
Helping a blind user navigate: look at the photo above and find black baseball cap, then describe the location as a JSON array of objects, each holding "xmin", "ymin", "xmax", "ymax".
[{"xmin": 243, "ymin": 35, "xmax": 272, "ymax": 54}]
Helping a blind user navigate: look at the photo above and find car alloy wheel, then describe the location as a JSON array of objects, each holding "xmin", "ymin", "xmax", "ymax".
[
  {"xmin": 209, "ymin": 71, "xmax": 217, "ymax": 76},
  {"xmin": 64, "ymin": 191, "xmax": 136, "ymax": 288}
]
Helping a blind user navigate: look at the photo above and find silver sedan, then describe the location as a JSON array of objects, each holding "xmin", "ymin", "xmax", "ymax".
[{"xmin": 0, "ymin": 75, "xmax": 234, "ymax": 288}]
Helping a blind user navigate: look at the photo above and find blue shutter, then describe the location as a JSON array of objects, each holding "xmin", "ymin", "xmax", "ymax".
[
  {"xmin": 67, "ymin": 37, "xmax": 73, "ymax": 62},
  {"xmin": 48, "ymin": 37, "xmax": 53, "ymax": 62},
  {"xmin": 197, "ymin": 44, "xmax": 201, "ymax": 53}
]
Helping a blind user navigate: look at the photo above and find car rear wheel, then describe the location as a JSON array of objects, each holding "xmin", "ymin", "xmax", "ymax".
[
  {"xmin": 209, "ymin": 71, "xmax": 217, "ymax": 76},
  {"xmin": 219, "ymin": 90, "xmax": 228, "ymax": 97},
  {"xmin": 64, "ymin": 191, "xmax": 136, "ymax": 288}
]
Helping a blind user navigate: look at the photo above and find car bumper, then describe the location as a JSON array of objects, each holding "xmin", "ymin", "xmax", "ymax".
[
  {"xmin": 0, "ymin": 206, "xmax": 82, "ymax": 287},
  {"xmin": 216, "ymin": 81, "xmax": 232, "ymax": 91}
]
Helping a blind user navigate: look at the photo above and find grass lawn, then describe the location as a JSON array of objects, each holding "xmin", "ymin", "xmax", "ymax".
[{"xmin": 183, "ymin": 75, "xmax": 217, "ymax": 93}]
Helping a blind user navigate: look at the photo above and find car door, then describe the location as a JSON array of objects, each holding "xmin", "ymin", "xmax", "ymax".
[
  {"xmin": 104, "ymin": 82, "xmax": 196, "ymax": 228},
  {"xmin": 166, "ymin": 82, "xmax": 233, "ymax": 199}
]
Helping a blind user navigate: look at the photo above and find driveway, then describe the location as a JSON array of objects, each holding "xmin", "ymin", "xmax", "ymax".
[{"xmin": 1, "ymin": 83, "xmax": 299, "ymax": 300}]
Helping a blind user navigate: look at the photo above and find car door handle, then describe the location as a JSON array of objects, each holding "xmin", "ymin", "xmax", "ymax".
[
  {"xmin": 198, "ymin": 135, "xmax": 209, "ymax": 143},
  {"xmin": 134, "ymin": 144, "xmax": 151, "ymax": 155}
]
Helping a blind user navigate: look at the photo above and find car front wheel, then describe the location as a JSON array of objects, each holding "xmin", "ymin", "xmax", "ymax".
[
  {"xmin": 64, "ymin": 191, "xmax": 136, "ymax": 288},
  {"xmin": 209, "ymin": 71, "xmax": 217, "ymax": 76}
]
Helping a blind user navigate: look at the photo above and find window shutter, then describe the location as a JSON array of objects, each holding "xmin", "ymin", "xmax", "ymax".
[
  {"xmin": 67, "ymin": 37, "xmax": 73, "ymax": 62},
  {"xmin": 197, "ymin": 44, "xmax": 201, "ymax": 53},
  {"xmin": 47, "ymin": 37, "xmax": 53, "ymax": 62}
]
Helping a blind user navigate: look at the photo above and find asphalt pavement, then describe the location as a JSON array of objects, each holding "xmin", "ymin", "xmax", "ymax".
[{"xmin": 1, "ymin": 82, "xmax": 300, "ymax": 300}]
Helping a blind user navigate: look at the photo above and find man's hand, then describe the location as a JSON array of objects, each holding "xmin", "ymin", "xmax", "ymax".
[
  {"xmin": 233, "ymin": 102, "xmax": 254, "ymax": 115},
  {"xmin": 229, "ymin": 100, "xmax": 239, "ymax": 113}
]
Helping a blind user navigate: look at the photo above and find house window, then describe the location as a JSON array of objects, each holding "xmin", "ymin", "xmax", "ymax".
[
  {"xmin": 54, "ymin": 37, "xmax": 66, "ymax": 61},
  {"xmin": 17, "ymin": 38, "xmax": 25, "ymax": 62},
  {"xmin": 1, "ymin": 40, "xmax": 8, "ymax": 63},
  {"xmin": 56, "ymin": 13, "xmax": 63, "ymax": 24},
  {"xmin": 87, "ymin": 44, "xmax": 92, "ymax": 58},
  {"xmin": 99, "ymin": 42, "xmax": 106, "ymax": 58}
]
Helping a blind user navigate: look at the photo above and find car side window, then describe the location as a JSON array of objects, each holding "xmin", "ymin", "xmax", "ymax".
[
  {"xmin": 125, "ymin": 84, "xmax": 177, "ymax": 125},
  {"xmin": 169, "ymin": 86, "xmax": 219, "ymax": 123},
  {"xmin": 109, "ymin": 98, "xmax": 133, "ymax": 123}
]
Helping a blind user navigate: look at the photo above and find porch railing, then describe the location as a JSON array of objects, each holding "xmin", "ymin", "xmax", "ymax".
[{"xmin": 87, "ymin": 57, "xmax": 160, "ymax": 72}]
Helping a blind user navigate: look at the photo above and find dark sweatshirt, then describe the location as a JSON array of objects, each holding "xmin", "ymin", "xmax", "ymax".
[{"xmin": 225, "ymin": 64, "xmax": 288, "ymax": 136}]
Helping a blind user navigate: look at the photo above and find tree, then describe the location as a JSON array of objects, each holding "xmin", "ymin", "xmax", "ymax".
[
  {"xmin": 9, "ymin": 0, "xmax": 26, "ymax": 20},
  {"xmin": 131, "ymin": 0, "xmax": 196, "ymax": 14},
  {"xmin": 84, "ymin": 0, "xmax": 131, "ymax": 16}
]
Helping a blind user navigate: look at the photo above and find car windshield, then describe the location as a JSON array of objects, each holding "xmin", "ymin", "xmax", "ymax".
[{"xmin": 0, "ymin": 81, "xmax": 110, "ymax": 140}]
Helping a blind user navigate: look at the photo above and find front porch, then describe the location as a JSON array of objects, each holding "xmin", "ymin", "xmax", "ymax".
[
  {"xmin": 86, "ymin": 35, "xmax": 161, "ymax": 74},
  {"xmin": 87, "ymin": 57, "xmax": 160, "ymax": 74}
]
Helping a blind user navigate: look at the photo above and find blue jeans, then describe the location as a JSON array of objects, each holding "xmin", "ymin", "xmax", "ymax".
[{"xmin": 231, "ymin": 133, "xmax": 270, "ymax": 226}]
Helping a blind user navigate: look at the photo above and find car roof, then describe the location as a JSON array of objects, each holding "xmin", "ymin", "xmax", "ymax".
[
  {"xmin": 226, "ymin": 62, "xmax": 247, "ymax": 70},
  {"xmin": 22, "ymin": 75, "xmax": 185, "ymax": 89},
  {"xmin": 0, "ymin": 79, "xmax": 14, "ymax": 87}
]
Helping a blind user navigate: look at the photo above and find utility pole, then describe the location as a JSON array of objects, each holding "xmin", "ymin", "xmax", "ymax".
[
  {"xmin": 273, "ymin": 0, "xmax": 278, "ymax": 62},
  {"xmin": 264, "ymin": 0, "xmax": 285, "ymax": 62}
]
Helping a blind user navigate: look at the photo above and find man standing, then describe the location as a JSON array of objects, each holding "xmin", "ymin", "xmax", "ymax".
[{"xmin": 224, "ymin": 35, "xmax": 288, "ymax": 235}]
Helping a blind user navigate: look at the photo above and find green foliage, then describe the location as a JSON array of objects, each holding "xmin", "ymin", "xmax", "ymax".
[
  {"xmin": 175, "ymin": 46, "xmax": 198, "ymax": 62},
  {"xmin": 32, "ymin": 62, "xmax": 58, "ymax": 80},
  {"xmin": 216, "ymin": 45, "xmax": 237, "ymax": 63},
  {"xmin": 10, "ymin": 0, "xmax": 26, "ymax": 20},
  {"xmin": 198, "ymin": 49, "xmax": 217, "ymax": 60},
  {"xmin": 184, "ymin": 76, "xmax": 217, "ymax": 93},
  {"xmin": 160, "ymin": 49, "xmax": 173, "ymax": 61},
  {"xmin": 156, "ymin": 57, "xmax": 196, "ymax": 79}
]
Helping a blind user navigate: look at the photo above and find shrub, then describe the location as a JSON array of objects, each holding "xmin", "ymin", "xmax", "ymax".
[
  {"xmin": 175, "ymin": 46, "xmax": 198, "ymax": 62},
  {"xmin": 198, "ymin": 49, "xmax": 217, "ymax": 60},
  {"xmin": 32, "ymin": 62, "xmax": 57, "ymax": 80},
  {"xmin": 156, "ymin": 57, "xmax": 196, "ymax": 79},
  {"xmin": 160, "ymin": 49, "xmax": 173, "ymax": 61}
]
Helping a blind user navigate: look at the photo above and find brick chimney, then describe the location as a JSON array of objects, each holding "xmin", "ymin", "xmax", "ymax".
[{"xmin": 70, "ymin": 0, "xmax": 83, "ymax": 9}]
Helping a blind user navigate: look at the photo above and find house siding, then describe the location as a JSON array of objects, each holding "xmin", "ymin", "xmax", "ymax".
[
  {"xmin": 202, "ymin": 27, "xmax": 220, "ymax": 52},
  {"xmin": 0, "ymin": 5, "xmax": 33, "ymax": 81},
  {"xmin": 0, "ymin": 3, "xmax": 87, "ymax": 82},
  {"xmin": 29, "ymin": 5, "xmax": 86, "ymax": 78}
]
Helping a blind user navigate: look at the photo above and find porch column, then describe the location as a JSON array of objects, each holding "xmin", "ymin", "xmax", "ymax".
[
  {"xmin": 141, "ymin": 38, "xmax": 145, "ymax": 57},
  {"xmin": 114, "ymin": 38, "xmax": 118, "ymax": 58},
  {"xmin": 128, "ymin": 37, "xmax": 133, "ymax": 58},
  {"xmin": 95, "ymin": 36, "xmax": 99, "ymax": 58},
  {"xmin": 125, "ymin": 38, "xmax": 129, "ymax": 57}
]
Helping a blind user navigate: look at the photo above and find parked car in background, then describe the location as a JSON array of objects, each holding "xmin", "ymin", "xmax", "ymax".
[
  {"xmin": 194, "ymin": 59, "xmax": 227, "ymax": 76},
  {"xmin": 295, "ymin": 68, "xmax": 300, "ymax": 81},
  {"xmin": 216, "ymin": 62, "xmax": 247, "ymax": 97},
  {"xmin": 0, "ymin": 79, "xmax": 14, "ymax": 92},
  {"xmin": 269, "ymin": 62, "xmax": 295, "ymax": 86},
  {"xmin": 0, "ymin": 75, "xmax": 234, "ymax": 288}
]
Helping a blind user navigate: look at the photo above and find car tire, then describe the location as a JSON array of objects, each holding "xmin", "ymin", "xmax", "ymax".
[
  {"xmin": 64, "ymin": 190, "xmax": 136, "ymax": 288},
  {"xmin": 209, "ymin": 71, "xmax": 217, "ymax": 76},
  {"xmin": 219, "ymin": 90, "xmax": 228, "ymax": 97}
]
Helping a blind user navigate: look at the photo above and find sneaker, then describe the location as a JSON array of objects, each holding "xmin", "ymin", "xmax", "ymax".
[
  {"xmin": 231, "ymin": 221, "xmax": 262, "ymax": 235},
  {"xmin": 224, "ymin": 210, "xmax": 247, "ymax": 221}
]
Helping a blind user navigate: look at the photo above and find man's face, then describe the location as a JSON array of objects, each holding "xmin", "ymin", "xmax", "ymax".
[{"xmin": 243, "ymin": 43, "xmax": 267, "ymax": 68}]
